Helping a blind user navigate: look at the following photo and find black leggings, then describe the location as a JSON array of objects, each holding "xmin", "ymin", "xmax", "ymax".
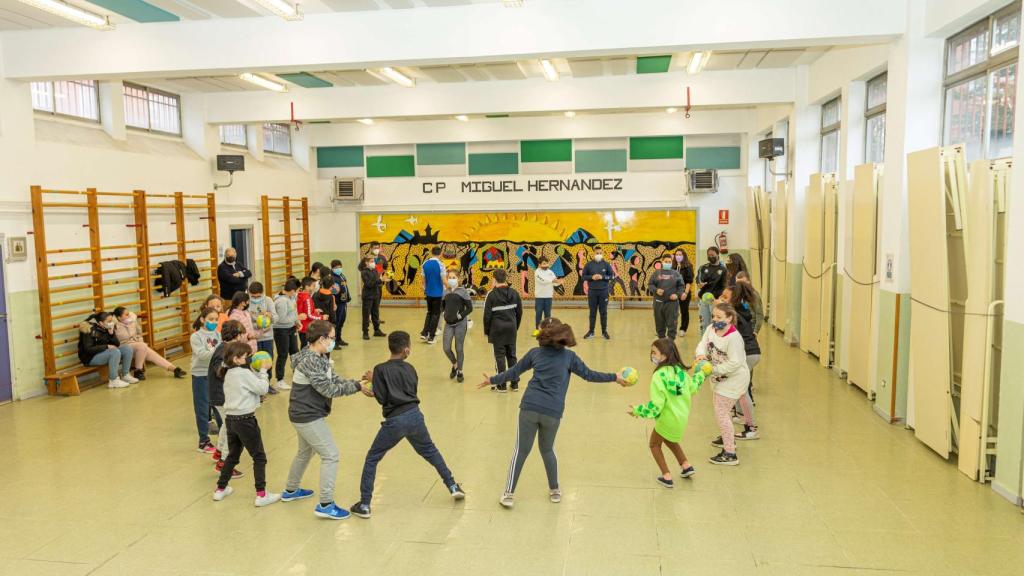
[
  {"xmin": 216, "ymin": 414, "xmax": 267, "ymax": 491},
  {"xmin": 273, "ymin": 327, "xmax": 298, "ymax": 382}
]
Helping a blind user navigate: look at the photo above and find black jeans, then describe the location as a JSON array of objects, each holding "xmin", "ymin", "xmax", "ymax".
[
  {"xmin": 335, "ymin": 302, "xmax": 348, "ymax": 344},
  {"xmin": 362, "ymin": 295, "xmax": 381, "ymax": 334},
  {"xmin": 421, "ymin": 296, "xmax": 442, "ymax": 338},
  {"xmin": 273, "ymin": 327, "xmax": 299, "ymax": 382},
  {"xmin": 679, "ymin": 293, "xmax": 692, "ymax": 333},
  {"xmin": 587, "ymin": 289, "xmax": 609, "ymax": 333},
  {"xmin": 217, "ymin": 414, "xmax": 267, "ymax": 491},
  {"xmin": 492, "ymin": 342, "xmax": 519, "ymax": 387},
  {"xmin": 359, "ymin": 407, "xmax": 454, "ymax": 505}
]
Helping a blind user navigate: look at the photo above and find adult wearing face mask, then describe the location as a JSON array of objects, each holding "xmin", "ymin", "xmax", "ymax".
[
  {"xmin": 329, "ymin": 260, "xmax": 352, "ymax": 347},
  {"xmin": 648, "ymin": 254, "xmax": 686, "ymax": 339},
  {"xmin": 674, "ymin": 249, "xmax": 695, "ymax": 336},
  {"xmin": 581, "ymin": 246, "xmax": 615, "ymax": 340},
  {"xmin": 78, "ymin": 311, "xmax": 137, "ymax": 389},
  {"xmin": 218, "ymin": 247, "xmax": 252, "ymax": 300},
  {"xmin": 696, "ymin": 246, "xmax": 727, "ymax": 334},
  {"xmin": 369, "ymin": 243, "xmax": 387, "ymax": 325}
]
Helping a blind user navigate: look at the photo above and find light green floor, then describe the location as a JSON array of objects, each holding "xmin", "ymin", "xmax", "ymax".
[{"xmin": 0, "ymin": 307, "xmax": 1021, "ymax": 576}]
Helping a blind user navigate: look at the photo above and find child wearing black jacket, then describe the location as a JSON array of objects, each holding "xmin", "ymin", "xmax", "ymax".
[
  {"xmin": 209, "ymin": 319, "xmax": 246, "ymax": 478},
  {"xmin": 483, "ymin": 269, "xmax": 523, "ymax": 393},
  {"xmin": 350, "ymin": 331, "xmax": 464, "ymax": 518}
]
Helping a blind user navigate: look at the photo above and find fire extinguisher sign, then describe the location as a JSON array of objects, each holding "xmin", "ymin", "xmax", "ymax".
[{"xmin": 718, "ymin": 209, "xmax": 730, "ymax": 224}]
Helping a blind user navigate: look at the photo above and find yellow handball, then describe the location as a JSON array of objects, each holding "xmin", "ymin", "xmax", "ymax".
[
  {"xmin": 254, "ymin": 315, "xmax": 272, "ymax": 330},
  {"xmin": 701, "ymin": 292, "xmax": 715, "ymax": 303},
  {"xmin": 695, "ymin": 360, "xmax": 713, "ymax": 376},
  {"xmin": 250, "ymin": 351, "xmax": 272, "ymax": 371},
  {"xmin": 621, "ymin": 367, "xmax": 639, "ymax": 386}
]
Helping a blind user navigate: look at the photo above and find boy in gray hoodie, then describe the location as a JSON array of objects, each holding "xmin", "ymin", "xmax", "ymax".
[
  {"xmin": 272, "ymin": 278, "xmax": 301, "ymax": 388},
  {"xmin": 648, "ymin": 253, "xmax": 686, "ymax": 339},
  {"xmin": 441, "ymin": 269, "xmax": 473, "ymax": 383}
]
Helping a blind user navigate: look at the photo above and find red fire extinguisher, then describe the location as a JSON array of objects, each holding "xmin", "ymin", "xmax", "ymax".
[{"xmin": 715, "ymin": 230, "xmax": 729, "ymax": 254}]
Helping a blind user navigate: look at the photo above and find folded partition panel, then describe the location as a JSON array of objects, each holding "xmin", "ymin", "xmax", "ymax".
[
  {"xmin": 907, "ymin": 145, "xmax": 968, "ymax": 459},
  {"xmin": 958, "ymin": 158, "xmax": 1009, "ymax": 481},
  {"xmin": 770, "ymin": 180, "xmax": 789, "ymax": 330},
  {"xmin": 800, "ymin": 174, "xmax": 825, "ymax": 356},
  {"xmin": 847, "ymin": 164, "xmax": 882, "ymax": 393},
  {"xmin": 758, "ymin": 186, "xmax": 773, "ymax": 307},
  {"xmin": 747, "ymin": 186, "xmax": 766, "ymax": 294},
  {"xmin": 819, "ymin": 175, "xmax": 839, "ymax": 367}
]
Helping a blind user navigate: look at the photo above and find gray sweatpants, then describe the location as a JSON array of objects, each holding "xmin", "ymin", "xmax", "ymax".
[
  {"xmin": 653, "ymin": 300, "xmax": 680, "ymax": 339},
  {"xmin": 286, "ymin": 418, "xmax": 340, "ymax": 505},
  {"xmin": 506, "ymin": 409, "xmax": 562, "ymax": 493},
  {"xmin": 443, "ymin": 319, "xmax": 468, "ymax": 370}
]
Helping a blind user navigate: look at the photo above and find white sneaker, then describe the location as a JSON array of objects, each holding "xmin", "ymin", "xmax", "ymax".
[
  {"xmin": 499, "ymin": 492, "xmax": 515, "ymax": 509},
  {"xmin": 121, "ymin": 374, "xmax": 139, "ymax": 384},
  {"xmin": 107, "ymin": 379, "xmax": 129, "ymax": 389},
  {"xmin": 254, "ymin": 492, "xmax": 281, "ymax": 507},
  {"xmin": 549, "ymin": 489, "xmax": 562, "ymax": 503},
  {"xmin": 276, "ymin": 381, "xmax": 292, "ymax": 390},
  {"xmin": 212, "ymin": 486, "xmax": 234, "ymax": 501}
]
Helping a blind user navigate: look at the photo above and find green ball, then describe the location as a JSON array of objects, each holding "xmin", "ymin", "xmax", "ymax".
[
  {"xmin": 621, "ymin": 367, "xmax": 639, "ymax": 386},
  {"xmin": 251, "ymin": 351, "xmax": 272, "ymax": 370},
  {"xmin": 701, "ymin": 292, "xmax": 715, "ymax": 303}
]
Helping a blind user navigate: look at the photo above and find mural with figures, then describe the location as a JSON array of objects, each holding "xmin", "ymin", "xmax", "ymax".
[{"xmin": 358, "ymin": 210, "xmax": 698, "ymax": 299}]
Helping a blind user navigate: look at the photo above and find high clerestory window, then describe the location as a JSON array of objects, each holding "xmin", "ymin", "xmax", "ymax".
[
  {"xmin": 263, "ymin": 123, "xmax": 292, "ymax": 155},
  {"xmin": 31, "ymin": 80, "xmax": 100, "ymax": 122},
  {"xmin": 219, "ymin": 124, "xmax": 247, "ymax": 147},
  {"xmin": 865, "ymin": 73, "xmax": 887, "ymax": 164},
  {"xmin": 820, "ymin": 97, "xmax": 841, "ymax": 173},
  {"xmin": 123, "ymin": 82, "xmax": 181, "ymax": 135},
  {"xmin": 943, "ymin": 1, "xmax": 1020, "ymax": 160}
]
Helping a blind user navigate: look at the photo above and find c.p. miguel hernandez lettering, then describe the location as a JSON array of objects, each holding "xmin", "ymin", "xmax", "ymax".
[{"xmin": 422, "ymin": 178, "xmax": 623, "ymax": 194}]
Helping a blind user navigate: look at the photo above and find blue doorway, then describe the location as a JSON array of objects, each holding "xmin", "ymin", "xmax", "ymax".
[
  {"xmin": 230, "ymin": 228, "xmax": 252, "ymax": 271},
  {"xmin": 0, "ymin": 242, "xmax": 12, "ymax": 403}
]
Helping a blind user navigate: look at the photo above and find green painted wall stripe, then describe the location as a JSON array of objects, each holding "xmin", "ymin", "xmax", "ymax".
[
  {"xmin": 367, "ymin": 155, "xmax": 415, "ymax": 177},
  {"xmin": 636, "ymin": 55, "xmax": 672, "ymax": 74},
  {"xmin": 685, "ymin": 146, "xmax": 742, "ymax": 169},
  {"xmin": 277, "ymin": 72, "xmax": 333, "ymax": 88},
  {"xmin": 575, "ymin": 149, "xmax": 627, "ymax": 173},
  {"xmin": 629, "ymin": 136, "xmax": 684, "ymax": 160},
  {"xmin": 486, "ymin": 114, "xmax": 510, "ymax": 118},
  {"xmin": 87, "ymin": 0, "xmax": 179, "ymax": 22},
  {"xmin": 521, "ymin": 139, "xmax": 572, "ymax": 163},
  {"xmin": 317, "ymin": 146, "xmax": 364, "ymax": 168},
  {"xmin": 468, "ymin": 153, "xmax": 518, "ymax": 175},
  {"xmin": 416, "ymin": 143, "xmax": 466, "ymax": 165}
]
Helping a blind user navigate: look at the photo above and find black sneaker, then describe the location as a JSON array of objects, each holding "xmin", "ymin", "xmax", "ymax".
[
  {"xmin": 602, "ymin": 332, "xmax": 611, "ymax": 340},
  {"xmin": 735, "ymin": 426, "xmax": 759, "ymax": 441},
  {"xmin": 350, "ymin": 502, "xmax": 371, "ymax": 519},
  {"xmin": 583, "ymin": 332, "xmax": 595, "ymax": 340},
  {"xmin": 338, "ymin": 340, "xmax": 349, "ymax": 347},
  {"xmin": 510, "ymin": 382, "xmax": 519, "ymax": 392},
  {"xmin": 656, "ymin": 476, "xmax": 674, "ymax": 489},
  {"xmin": 456, "ymin": 371, "xmax": 465, "ymax": 383},
  {"xmin": 449, "ymin": 366, "xmax": 458, "ymax": 380},
  {"xmin": 363, "ymin": 333, "xmax": 370, "ymax": 341},
  {"xmin": 680, "ymin": 466, "xmax": 696, "ymax": 478},
  {"xmin": 373, "ymin": 331, "xmax": 387, "ymax": 337},
  {"xmin": 710, "ymin": 436, "xmax": 724, "ymax": 448},
  {"xmin": 495, "ymin": 383, "xmax": 508, "ymax": 393},
  {"xmin": 449, "ymin": 483, "xmax": 466, "ymax": 500},
  {"xmin": 173, "ymin": 367, "xmax": 186, "ymax": 379},
  {"xmin": 132, "ymin": 369, "xmax": 146, "ymax": 381},
  {"xmin": 709, "ymin": 450, "xmax": 739, "ymax": 466}
]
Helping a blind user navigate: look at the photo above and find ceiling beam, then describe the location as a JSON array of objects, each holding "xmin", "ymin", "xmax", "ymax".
[{"xmin": 0, "ymin": 0, "xmax": 905, "ymax": 80}]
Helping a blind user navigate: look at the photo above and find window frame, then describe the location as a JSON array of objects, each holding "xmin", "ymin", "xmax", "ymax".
[
  {"xmin": 820, "ymin": 96, "xmax": 841, "ymax": 173},
  {"xmin": 262, "ymin": 122, "xmax": 292, "ymax": 156},
  {"xmin": 941, "ymin": 1, "xmax": 1020, "ymax": 160},
  {"xmin": 219, "ymin": 124, "xmax": 248, "ymax": 148},
  {"xmin": 30, "ymin": 79, "xmax": 101, "ymax": 124},
  {"xmin": 123, "ymin": 81, "xmax": 182, "ymax": 136},
  {"xmin": 864, "ymin": 72, "xmax": 887, "ymax": 163}
]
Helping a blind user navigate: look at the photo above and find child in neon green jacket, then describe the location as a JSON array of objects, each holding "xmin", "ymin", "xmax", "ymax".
[{"xmin": 628, "ymin": 338, "xmax": 706, "ymax": 488}]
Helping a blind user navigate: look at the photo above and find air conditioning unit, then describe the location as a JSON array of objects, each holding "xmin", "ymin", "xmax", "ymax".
[
  {"xmin": 687, "ymin": 169, "xmax": 718, "ymax": 193},
  {"xmin": 333, "ymin": 177, "xmax": 364, "ymax": 203}
]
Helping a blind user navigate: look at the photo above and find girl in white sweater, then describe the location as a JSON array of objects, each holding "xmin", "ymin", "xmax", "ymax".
[
  {"xmin": 213, "ymin": 342, "xmax": 280, "ymax": 507},
  {"xmin": 695, "ymin": 302, "xmax": 751, "ymax": 466}
]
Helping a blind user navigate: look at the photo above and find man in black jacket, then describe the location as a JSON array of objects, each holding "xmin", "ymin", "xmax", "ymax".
[
  {"xmin": 696, "ymin": 246, "xmax": 728, "ymax": 333},
  {"xmin": 483, "ymin": 269, "xmax": 523, "ymax": 392},
  {"xmin": 218, "ymin": 248, "xmax": 252, "ymax": 300},
  {"xmin": 359, "ymin": 256, "xmax": 385, "ymax": 340},
  {"xmin": 582, "ymin": 245, "xmax": 615, "ymax": 340}
]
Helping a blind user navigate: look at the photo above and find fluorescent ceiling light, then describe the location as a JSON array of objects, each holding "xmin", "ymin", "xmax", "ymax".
[
  {"xmin": 16, "ymin": 0, "xmax": 112, "ymax": 30},
  {"xmin": 377, "ymin": 67, "xmax": 415, "ymax": 88},
  {"xmin": 455, "ymin": 115, "xmax": 469, "ymax": 122},
  {"xmin": 239, "ymin": 73, "xmax": 287, "ymax": 92},
  {"xmin": 502, "ymin": 0, "xmax": 524, "ymax": 6},
  {"xmin": 357, "ymin": 118, "xmax": 375, "ymax": 125},
  {"xmin": 563, "ymin": 111, "xmax": 576, "ymax": 118},
  {"xmin": 248, "ymin": 0, "xmax": 302, "ymax": 21},
  {"xmin": 540, "ymin": 59, "xmax": 560, "ymax": 82},
  {"xmin": 666, "ymin": 107, "xmax": 678, "ymax": 113},
  {"xmin": 687, "ymin": 51, "xmax": 711, "ymax": 74}
]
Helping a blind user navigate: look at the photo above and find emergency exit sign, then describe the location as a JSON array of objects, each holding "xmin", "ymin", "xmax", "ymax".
[{"xmin": 718, "ymin": 210, "xmax": 729, "ymax": 224}]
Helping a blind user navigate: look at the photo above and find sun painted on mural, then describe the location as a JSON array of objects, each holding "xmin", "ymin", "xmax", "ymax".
[{"xmin": 359, "ymin": 210, "xmax": 697, "ymax": 299}]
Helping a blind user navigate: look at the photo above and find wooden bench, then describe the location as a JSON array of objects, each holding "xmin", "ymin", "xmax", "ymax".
[{"xmin": 45, "ymin": 364, "xmax": 110, "ymax": 396}]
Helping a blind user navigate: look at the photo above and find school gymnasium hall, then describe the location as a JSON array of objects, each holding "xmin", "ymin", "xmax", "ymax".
[{"xmin": 0, "ymin": 0, "xmax": 1023, "ymax": 575}]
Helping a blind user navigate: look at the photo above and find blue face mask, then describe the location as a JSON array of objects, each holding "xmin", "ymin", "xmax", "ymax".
[
  {"xmin": 205, "ymin": 321, "xmax": 218, "ymax": 332},
  {"xmin": 332, "ymin": 268, "xmax": 342, "ymax": 275},
  {"xmin": 712, "ymin": 321, "xmax": 728, "ymax": 331},
  {"xmin": 324, "ymin": 339, "xmax": 336, "ymax": 353}
]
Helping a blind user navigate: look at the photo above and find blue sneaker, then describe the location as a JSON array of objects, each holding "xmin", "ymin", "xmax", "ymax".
[
  {"xmin": 281, "ymin": 488, "xmax": 314, "ymax": 502},
  {"xmin": 314, "ymin": 502, "xmax": 350, "ymax": 520}
]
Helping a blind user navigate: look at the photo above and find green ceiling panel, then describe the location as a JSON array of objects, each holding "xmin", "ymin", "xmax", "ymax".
[
  {"xmin": 629, "ymin": 136, "xmax": 685, "ymax": 159},
  {"xmin": 521, "ymin": 139, "xmax": 572, "ymax": 163},
  {"xmin": 468, "ymin": 153, "xmax": 519, "ymax": 175},
  {"xmin": 87, "ymin": 0, "xmax": 179, "ymax": 22},
  {"xmin": 277, "ymin": 73, "xmax": 333, "ymax": 88},
  {"xmin": 317, "ymin": 146, "xmax": 364, "ymax": 168},
  {"xmin": 575, "ymin": 149, "xmax": 628, "ymax": 173},
  {"xmin": 685, "ymin": 146, "xmax": 742, "ymax": 170},
  {"xmin": 367, "ymin": 155, "xmax": 415, "ymax": 178},
  {"xmin": 636, "ymin": 55, "xmax": 672, "ymax": 74},
  {"xmin": 417, "ymin": 143, "xmax": 466, "ymax": 166}
]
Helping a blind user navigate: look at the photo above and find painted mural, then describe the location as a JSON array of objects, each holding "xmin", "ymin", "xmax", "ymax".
[{"xmin": 358, "ymin": 210, "xmax": 698, "ymax": 299}]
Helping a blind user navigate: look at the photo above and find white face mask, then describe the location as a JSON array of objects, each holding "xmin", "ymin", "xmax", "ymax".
[
  {"xmin": 447, "ymin": 278, "xmax": 458, "ymax": 288},
  {"xmin": 594, "ymin": 254, "xmax": 604, "ymax": 262},
  {"xmin": 662, "ymin": 262, "xmax": 672, "ymax": 269},
  {"xmin": 651, "ymin": 355, "xmax": 661, "ymax": 365}
]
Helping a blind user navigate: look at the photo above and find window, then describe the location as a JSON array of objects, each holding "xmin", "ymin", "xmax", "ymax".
[
  {"xmin": 865, "ymin": 73, "xmax": 887, "ymax": 164},
  {"xmin": 123, "ymin": 83, "xmax": 181, "ymax": 135},
  {"xmin": 219, "ymin": 124, "xmax": 247, "ymax": 147},
  {"xmin": 820, "ymin": 97, "xmax": 840, "ymax": 173},
  {"xmin": 943, "ymin": 2, "xmax": 1020, "ymax": 160},
  {"xmin": 30, "ymin": 80, "xmax": 100, "ymax": 122},
  {"xmin": 263, "ymin": 123, "xmax": 291, "ymax": 155}
]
